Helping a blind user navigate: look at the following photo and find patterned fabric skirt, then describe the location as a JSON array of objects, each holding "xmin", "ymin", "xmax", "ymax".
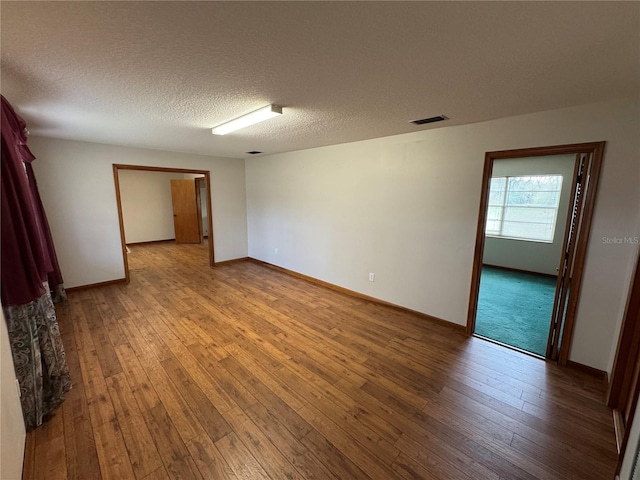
[{"xmin": 3, "ymin": 282, "xmax": 71, "ymax": 429}]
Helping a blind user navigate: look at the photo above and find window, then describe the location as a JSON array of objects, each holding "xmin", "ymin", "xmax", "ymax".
[{"xmin": 486, "ymin": 174, "xmax": 563, "ymax": 242}]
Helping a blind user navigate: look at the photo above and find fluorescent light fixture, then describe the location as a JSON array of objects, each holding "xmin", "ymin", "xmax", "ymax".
[{"xmin": 212, "ymin": 104, "xmax": 283, "ymax": 135}]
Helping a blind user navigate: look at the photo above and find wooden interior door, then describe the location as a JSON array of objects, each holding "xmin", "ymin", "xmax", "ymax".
[
  {"xmin": 170, "ymin": 179, "xmax": 201, "ymax": 243},
  {"xmin": 546, "ymin": 153, "xmax": 589, "ymax": 360},
  {"xmin": 609, "ymin": 252, "xmax": 640, "ymax": 459}
]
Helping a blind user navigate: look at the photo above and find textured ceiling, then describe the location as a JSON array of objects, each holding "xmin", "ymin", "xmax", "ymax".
[{"xmin": 1, "ymin": 1, "xmax": 638, "ymax": 159}]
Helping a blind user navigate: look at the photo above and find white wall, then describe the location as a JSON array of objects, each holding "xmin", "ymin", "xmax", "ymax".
[
  {"xmin": 119, "ymin": 170, "xmax": 181, "ymax": 243},
  {"xmin": 245, "ymin": 97, "xmax": 640, "ymax": 372},
  {"xmin": 30, "ymin": 137, "xmax": 248, "ymax": 288},
  {"xmin": 1, "ymin": 308, "xmax": 26, "ymax": 480},
  {"xmin": 483, "ymin": 155, "xmax": 576, "ymax": 275}
]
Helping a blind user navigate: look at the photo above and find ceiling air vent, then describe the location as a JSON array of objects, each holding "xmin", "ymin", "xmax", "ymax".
[
  {"xmin": 410, "ymin": 115, "xmax": 448, "ymax": 125},
  {"xmin": 246, "ymin": 151, "xmax": 262, "ymax": 155}
]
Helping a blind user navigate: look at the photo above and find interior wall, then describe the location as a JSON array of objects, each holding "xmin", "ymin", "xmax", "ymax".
[
  {"xmin": 245, "ymin": 97, "xmax": 640, "ymax": 372},
  {"xmin": 29, "ymin": 137, "xmax": 248, "ymax": 288},
  {"xmin": 119, "ymin": 170, "xmax": 184, "ymax": 244},
  {"xmin": 483, "ymin": 155, "xmax": 576, "ymax": 275},
  {"xmin": 1, "ymin": 307, "xmax": 26, "ymax": 480}
]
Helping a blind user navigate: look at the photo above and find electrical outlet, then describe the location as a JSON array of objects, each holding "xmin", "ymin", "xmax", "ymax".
[
  {"xmin": 275, "ymin": 248, "xmax": 278, "ymax": 254},
  {"xmin": 369, "ymin": 272, "xmax": 375, "ymax": 282}
]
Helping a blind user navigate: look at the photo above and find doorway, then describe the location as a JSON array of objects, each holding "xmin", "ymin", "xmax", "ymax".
[
  {"xmin": 467, "ymin": 142, "xmax": 605, "ymax": 365},
  {"xmin": 113, "ymin": 164, "xmax": 214, "ymax": 283},
  {"xmin": 475, "ymin": 155, "xmax": 574, "ymax": 356}
]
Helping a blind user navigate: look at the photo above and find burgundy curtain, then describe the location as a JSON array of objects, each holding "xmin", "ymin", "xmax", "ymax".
[
  {"xmin": 1, "ymin": 97, "xmax": 49, "ymax": 305},
  {"xmin": 1, "ymin": 95, "xmax": 71, "ymax": 429}
]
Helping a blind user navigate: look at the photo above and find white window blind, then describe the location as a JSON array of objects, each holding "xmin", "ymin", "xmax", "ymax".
[{"xmin": 486, "ymin": 175, "xmax": 563, "ymax": 242}]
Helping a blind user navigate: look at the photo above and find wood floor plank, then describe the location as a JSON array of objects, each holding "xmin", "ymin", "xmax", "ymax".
[
  {"xmin": 214, "ymin": 433, "xmax": 271, "ymax": 480},
  {"xmin": 275, "ymin": 360, "xmax": 402, "ymax": 464},
  {"xmin": 169, "ymin": 342, "xmax": 239, "ymax": 413},
  {"xmin": 113, "ymin": 343, "xmax": 162, "ymax": 413},
  {"xmin": 220, "ymin": 354, "xmax": 313, "ymax": 440},
  {"xmin": 186, "ymin": 433, "xmax": 238, "ymax": 480},
  {"xmin": 395, "ymin": 434, "xmax": 481, "ymax": 480},
  {"xmin": 245, "ymin": 401, "xmax": 336, "ymax": 480},
  {"xmin": 93, "ymin": 419, "xmax": 136, "ymax": 480},
  {"xmin": 298, "ymin": 403, "xmax": 400, "ymax": 480},
  {"xmin": 77, "ymin": 348, "xmax": 117, "ymax": 429},
  {"xmin": 301, "ymin": 428, "xmax": 371, "ymax": 480},
  {"xmin": 392, "ymin": 452, "xmax": 443, "ymax": 480},
  {"xmin": 222, "ymin": 342, "xmax": 308, "ymax": 411},
  {"xmin": 105, "ymin": 374, "xmax": 163, "ymax": 479},
  {"xmin": 33, "ymin": 436, "xmax": 67, "ymax": 480},
  {"xmin": 23, "ymin": 242, "xmax": 618, "ymax": 480},
  {"xmin": 138, "ymin": 351, "xmax": 206, "ymax": 444},
  {"xmin": 62, "ymin": 397, "xmax": 102, "ymax": 480},
  {"xmin": 144, "ymin": 403, "xmax": 204, "ymax": 480},
  {"xmin": 159, "ymin": 353, "xmax": 231, "ymax": 442},
  {"xmin": 188, "ymin": 343, "xmax": 258, "ymax": 411},
  {"xmin": 221, "ymin": 406, "xmax": 304, "ymax": 480},
  {"xmin": 141, "ymin": 467, "xmax": 170, "ymax": 480},
  {"xmin": 22, "ymin": 432, "xmax": 36, "ymax": 480}
]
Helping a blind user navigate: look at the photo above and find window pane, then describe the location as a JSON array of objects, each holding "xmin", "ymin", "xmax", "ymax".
[
  {"xmin": 506, "ymin": 191, "xmax": 560, "ymax": 207},
  {"xmin": 487, "ymin": 174, "xmax": 562, "ymax": 242},
  {"xmin": 485, "ymin": 219, "xmax": 501, "ymax": 234},
  {"xmin": 503, "ymin": 206, "xmax": 557, "ymax": 224},
  {"xmin": 507, "ymin": 175, "xmax": 562, "ymax": 192},
  {"xmin": 486, "ymin": 206, "xmax": 503, "ymax": 222},
  {"xmin": 502, "ymin": 220, "xmax": 555, "ymax": 241},
  {"xmin": 488, "ymin": 177, "xmax": 506, "ymax": 205}
]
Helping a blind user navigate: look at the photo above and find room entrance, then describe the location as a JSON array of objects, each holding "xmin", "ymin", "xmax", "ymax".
[
  {"xmin": 467, "ymin": 142, "xmax": 605, "ymax": 364},
  {"xmin": 112, "ymin": 164, "xmax": 214, "ymax": 282}
]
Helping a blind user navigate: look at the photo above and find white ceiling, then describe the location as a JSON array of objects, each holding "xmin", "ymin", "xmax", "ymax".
[{"xmin": 2, "ymin": 2, "xmax": 638, "ymax": 159}]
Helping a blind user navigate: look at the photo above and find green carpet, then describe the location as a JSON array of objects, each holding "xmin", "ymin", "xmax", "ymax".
[{"xmin": 475, "ymin": 266, "xmax": 557, "ymax": 356}]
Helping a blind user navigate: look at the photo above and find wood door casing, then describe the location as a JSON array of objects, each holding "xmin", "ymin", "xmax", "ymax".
[
  {"xmin": 466, "ymin": 142, "xmax": 605, "ymax": 367},
  {"xmin": 113, "ymin": 164, "xmax": 215, "ymax": 283},
  {"xmin": 170, "ymin": 179, "xmax": 201, "ymax": 243},
  {"xmin": 609, "ymin": 251, "xmax": 640, "ymax": 467}
]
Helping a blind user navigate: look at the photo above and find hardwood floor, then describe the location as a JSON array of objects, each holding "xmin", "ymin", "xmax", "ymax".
[{"xmin": 23, "ymin": 241, "xmax": 618, "ymax": 480}]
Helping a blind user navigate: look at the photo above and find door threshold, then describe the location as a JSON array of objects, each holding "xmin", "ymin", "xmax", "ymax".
[{"xmin": 473, "ymin": 334, "xmax": 546, "ymax": 360}]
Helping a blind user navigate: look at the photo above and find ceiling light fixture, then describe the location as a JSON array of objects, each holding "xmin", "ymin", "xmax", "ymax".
[{"xmin": 211, "ymin": 104, "xmax": 283, "ymax": 135}]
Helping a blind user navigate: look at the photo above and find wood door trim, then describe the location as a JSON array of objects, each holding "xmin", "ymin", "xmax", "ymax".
[
  {"xmin": 113, "ymin": 164, "xmax": 209, "ymax": 175},
  {"xmin": 546, "ymin": 157, "xmax": 581, "ymax": 359},
  {"xmin": 558, "ymin": 145, "xmax": 604, "ymax": 365},
  {"xmin": 609, "ymin": 253, "xmax": 640, "ymax": 407},
  {"xmin": 609, "ymin": 250, "xmax": 640, "ymax": 474},
  {"xmin": 466, "ymin": 142, "xmax": 606, "ymax": 367},
  {"xmin": 466, "ymin": 153, "xmax": 493, "ymax": 335},
  {"xmin": 112, "ymin": 164, "xmax": 215, "ymax": 282},
  {"xmin": 112, "ymin": 164, "xmax": 130, "ymax": 283}
]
